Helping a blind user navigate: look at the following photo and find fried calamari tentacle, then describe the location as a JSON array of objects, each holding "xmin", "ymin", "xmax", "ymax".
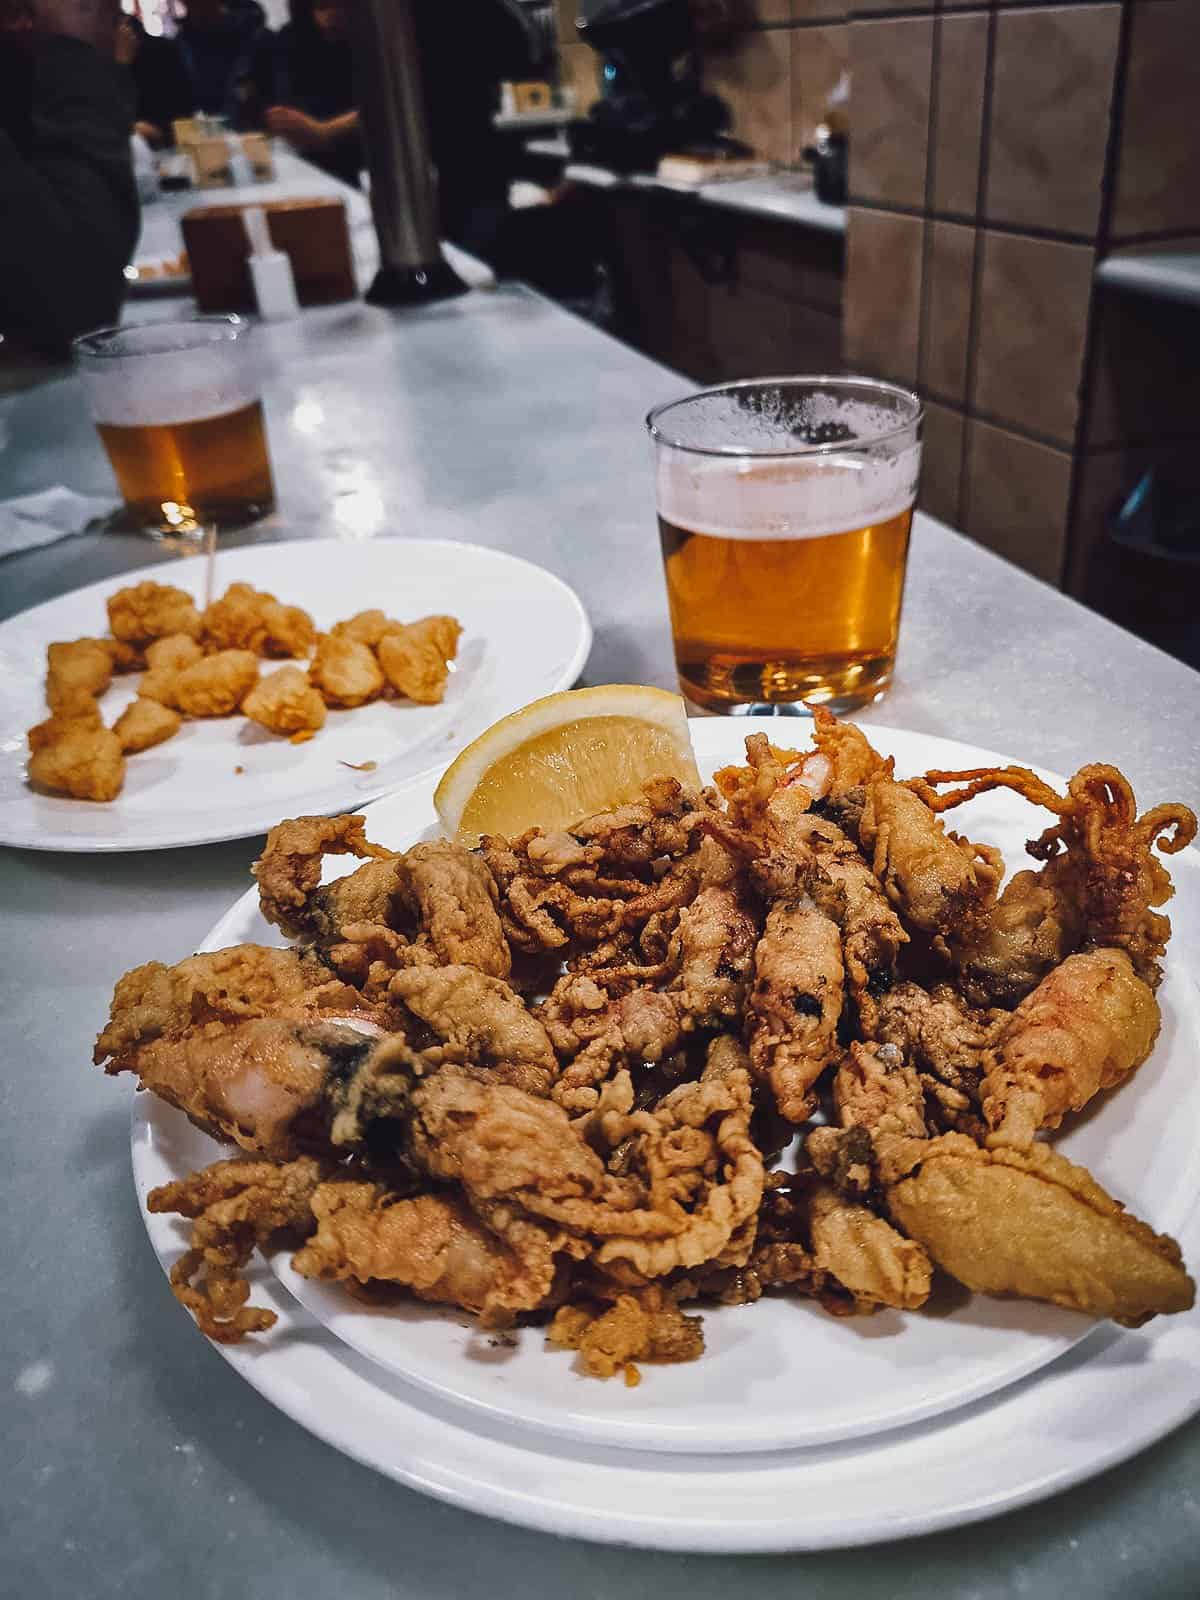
[
  {"xmin": 800, "ymin": 1182, "xmax": 932, "ymax": 1313},
  {"xmin": 912, "ymin": 762, "xmax": 1197, "ymax": 991},
  {"xmin": 981, "ymin": 948, "xmax": 1160, "ymax": 1149},
  {"xmin": 747, "ymin": 900, "xmax": 844, "ymax": 1122},
  {"xmin": 885, "ymin": 1133, "xmax": 1194, "ymax": 1327},
  {"xmin": 871, "ymin": 981, "xmax": 997, "ymax": 1106},
  {"xmin": 253, "ymin": 814, "xmax": 395, "ymax": 938},
  {"xmin": 388, "ymin": 964, "xmax": 558, "ymax": 1096},
  {"xmin": 403, "ymin": 840, "xmax": 511, "ymax": 978},
  {"xmin": 548, "ymin": 986, "xmax": 683, "ymax": 1113},
  {"xmin": 148, "ymin": 1156, "xmax": 326, "ymax": 1342},
  {"xmin": 292, "ymin": 1186, "xmax": 570, "ymax": 1322},
  {"xmin": 859, "ymin": 770, "xmax": 1004, "ymax": 946}
]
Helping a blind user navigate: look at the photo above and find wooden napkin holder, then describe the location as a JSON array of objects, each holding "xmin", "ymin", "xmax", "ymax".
[{"xmin": 181, "ymin": 197, "xmax": 357, "ymax": 312}]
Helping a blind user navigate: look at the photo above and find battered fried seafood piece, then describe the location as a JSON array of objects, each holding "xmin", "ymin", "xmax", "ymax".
[
  {"xmin": 45, "ymin": 637, "xmax": 113, "ymax": 715},
  {"xmin": 548, "ymin": 1287, "xmax": 703, "ymax": 1381},
  {"xmin": 872, "ymin": 981, "xmax": 996, "ymax": 1127},
  {"xmin": 107, "ymin": 581, "xmax": 201, "ymax": 644},
  {"xmin": 331, "ymin": 609, "xmax": 395, "ymax": 648},
  {"xmin": 763, "ymin": 796, "xmax": 908, "ymax": 1031},
  {"xmin": 95, "ymin": 943, "xmax": 373, "ymax": 1073},
  {"xmin": 389, "ymin": 965, "xmax": 557, "ymax": 1095},
  {"xmin": 173, "ymin": 649, "xmax": 259, "ymax": 717},
  {"xmin": 242, "ymin": 666, "xmax": 328, "ymax": 738},
  {"xmin": 859, "ymin": 771, "xmax": 1002, "ymax": 946},
  {"xmin": 27, "ymin": 721, "xmax": 124, "ymax": 801},
  {"xmin": 409, "ymin": 1062, "xmax": 764, "ymax": 1282},
  {"xmin": 253, "ymin": 813, "xmax": 393, "ymax": 937},
  {"xmin": 108, "ymin": 1015, "xmax": 382, "ymax": 1158},
  {"xmin": 149, "ymin": 1156, "xmax": 326, "ymax": 1341},
  {"xmin": 102, "ymin": 638, "xmax": 145, "ymax": 673},
  {"xmin": 309, "ymin": 632, "xmax": 385, "ymax": 708},
  {"xmin": 27, "ymin": 704, "xmax": 101, "ymax": 750},
  {"xmin": 404, "ymin": 840, "xmax": 511, "ymax": 977},
  {"xmin": 800, "ymin": 1182, "xmax": 932, "ymax": 1313},
  {"xmin": 980, "ymin": 948, "xmax": 1160, "ymax": 1148},
  {"xmin": 817, "ymin": 1042, "xmax": 1193, "ymax": 1327},
  {"xmin": 294, "ymin": 1187, "xmax": 568, "ymax": 1322},
  {"xmin": 377, "ymin": 615, "xmax": 462, "ymax": 705},
  {"xmin": 747, "ymin": 900, "xmax": 844, "ymax": 1121},
  {"xmin": 668, "ymin": 883, "xmax": 758, "ymax": 1027},
  {"xmin": 886, "ymin": 1134, "xmax": 1194, "ymax": 1328},
  {"xmin": 912, "ymin": 763, "xmax": 1197, "ymax": 993},
  {"xmin": 201, "ymin": 582, "xmax": 315, "ymax": 658},
  {"xmin": 113, "ymin": 696, "xmax": 181, "ymax": 753}
]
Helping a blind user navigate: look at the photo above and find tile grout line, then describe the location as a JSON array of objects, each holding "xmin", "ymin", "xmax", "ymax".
[
  {"xmin": 916, "ymin": 9, "xmax": 942, "ymax": 399},
  {"xmin": 954, "ymin": 5, "xmax": 997, "ymax": 530}
]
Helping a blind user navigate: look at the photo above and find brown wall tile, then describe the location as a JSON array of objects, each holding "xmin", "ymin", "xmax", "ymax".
[
  {"xmin": 843, "ymin": 206, "xmax": 923, "ymax": 384},
  {"xmin": 972, "ymin": 231, "xmax": 1094, "ymax": 447},
  {"xmin": 745, "ymin": 0, "xmax": 795, "ymax": 22},
  {"xmin": 849, "ymin": 18, "xmax": 934, "ymax": 209},
  {"xmin": 929, "ymin": 12, "xmax": 988, "ymax": 218},
  {"xmin": 790, "ymin": 24, "xmax": 850, "ymax": 155},
  {"xmin": 918, "ymin": 400, "xmax": 965, "ymax": 528},
  {"xmin": 962, "ymin": 419, "xmax": 1072, "ymax": 585},
  {"xmin": 984, "ymin": 5, "xmax": 1120, "ymax": 239},
  {"xmin": 850, "ymin": 1, "xmax": 934, "ymax": 14},
  {"xmin": 1111, "ymin": 2, "xmax": 1200, "ymax": 239},
  {"xmin": 920, "ymin": 221, "xmax": 976, "ymax": 405},
  {"xmin": 704, "ymin": 27, "xmax": 794, "ymax": 165},
  {"xmin": 1084, "ymin": 286, "xmax": 1200, "ymax": 450}
]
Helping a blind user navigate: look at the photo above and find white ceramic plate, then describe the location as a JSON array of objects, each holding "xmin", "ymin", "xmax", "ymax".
[
  {"xmin": 0, "ymin": 538, "xmax": 589, "ymax": 852},
  {"xmin": 132, "ymin": 719, "xmax": 1200, "ymax": 1498}
]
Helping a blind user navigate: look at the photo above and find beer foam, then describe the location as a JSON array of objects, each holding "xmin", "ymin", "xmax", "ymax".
[
  {"xmin": 78, "ymin": 326, "xmax": 261, "ymax": 427},
  {"xmin": 656, "ymin": 445, "xmax": 920, "ymax": 542}
]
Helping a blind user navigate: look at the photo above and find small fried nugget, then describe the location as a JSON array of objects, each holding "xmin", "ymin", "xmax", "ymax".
[
  {"xmin": 102, "ymin": 638, "xmax": 146, "ymax": 674},
  {"xmin": 308, "ymin": 633, "xmax": 384, "ymax": 709},
  {"xmin": 377, "ymin": 615, "xmax": 462, "ymax": 706},
  {"xmin": 331, "ymin": 609, "xmax": 395, "ymax": 648},
  {"xmin": 243, "ymin": 666, "xmax": 328, "ymax": 738},
  {"xmin": 28, "ymin": 724, "xmax": 125, "ymax": 801},
  {"xmin": 113, "ymin": 697, "xmax": 182, "ymax": 753},
  {"xmin": 138, "ymin": 633, "xmax": 204, "ymax": 709},
  {"xmin": 147, "ymin": 633, "xmax": 204, "ymax": 673},
  {"xmin": 46, "ymin": 638, "xmax": 113, "ymax": 715},
  {"xmin": 107, "ymin": 581, "xmax": 202, "ymax": 644},
  {"xmin": 27, "ymin": 704, "xmax": 103, "ymax": 752},
  {"xmin": 174, "ymin": 650, "xmax": 260, "ymax": 717},
  {"xmin": 201, "ymin": 582, "xmax": 315, "ymax": 658}
]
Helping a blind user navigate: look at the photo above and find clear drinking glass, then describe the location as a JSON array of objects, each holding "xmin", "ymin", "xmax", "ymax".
[
  {"xmin": 647, "ymin": 376, "xmax": 922, "ymax": 714},
  {"xmin": 73, "ymin": 315, "xmax": 275, "ymax": 538}
]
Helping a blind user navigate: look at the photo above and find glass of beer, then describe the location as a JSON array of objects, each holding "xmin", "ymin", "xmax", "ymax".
[
  {"xmin": 647, "ymin": 377, "xmax": 922, "ymax": 714},
  {"xmin": 73, "ymin": 315, "xmax": 275, "ymax": 538}
]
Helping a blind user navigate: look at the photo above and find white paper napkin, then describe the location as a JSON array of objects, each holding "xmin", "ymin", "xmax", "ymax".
[{"xmin": 0, "ymin": 486, "xmax": 117, "ymax": 558}]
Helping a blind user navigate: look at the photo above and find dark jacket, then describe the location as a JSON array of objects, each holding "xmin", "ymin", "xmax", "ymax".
[
  {"xmin": 178, "ymin": 0, "xmax": 265, "ymax": 118},
  {"xmin": 245, "ymin": 19, "xmax": 361, "ymax": 186},
  {"xmin": 0, "ymin": 36, "xmax": 138, "ymax": 356},
  {"xmin": 128, "ymin": 33, "xmax": 196, "ymax": 141}
]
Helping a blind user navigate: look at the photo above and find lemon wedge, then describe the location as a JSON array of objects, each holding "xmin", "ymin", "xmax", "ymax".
[{"xmin": 434, "ymin": 685, "xmax": 700, "ymax": 842}]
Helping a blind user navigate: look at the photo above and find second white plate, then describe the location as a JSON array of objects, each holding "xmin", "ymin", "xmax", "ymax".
[{"xmin": 0, "ymin": 537, "xmax": 590, "ymax": 852}]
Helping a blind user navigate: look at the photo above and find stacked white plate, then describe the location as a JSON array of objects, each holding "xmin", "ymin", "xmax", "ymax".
[{"xmin": 132, "ymin": 719, "xmax": 1200, "ymax": 1550}]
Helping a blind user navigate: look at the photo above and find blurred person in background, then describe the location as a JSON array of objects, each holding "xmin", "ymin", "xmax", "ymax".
[
  {"xmin": 177, "ymin": 0, "xmax": 263, "ymax": 119},
  {"xmin": 0, "ymin": 0, "xmax": 137, "ymax": 356},
  {"xmin": 412, "ymin": 0, "xmax": 534, "ymax": 262},
  {"xmin": 244, "ymin": 0, "xmax": 361, "ymax": 186},
  {"xmin": 115, "ymin": 13, "xmax": 195, "ymax": 148}
]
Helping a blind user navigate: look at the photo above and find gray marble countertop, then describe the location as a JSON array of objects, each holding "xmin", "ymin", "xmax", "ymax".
[
  {"xmin": 3, "ymin": 278, "xmax": 1199, "ymax": 1599},
  {"xmin": 524, "ymin": 135, "xmax": 847, "ymax": 234}
]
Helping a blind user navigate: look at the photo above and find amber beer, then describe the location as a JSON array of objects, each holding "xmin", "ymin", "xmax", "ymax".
[
  {"xmin": 648, "ymin": 379, "xmax": 922, "ymax": 713},
  {"xmin": 96, "ymin": 401, "xmax": 274, "ymax": 531},
  {"xmin": 74, "ymin": 315, "xmax": 274, "ymax": 536}
]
